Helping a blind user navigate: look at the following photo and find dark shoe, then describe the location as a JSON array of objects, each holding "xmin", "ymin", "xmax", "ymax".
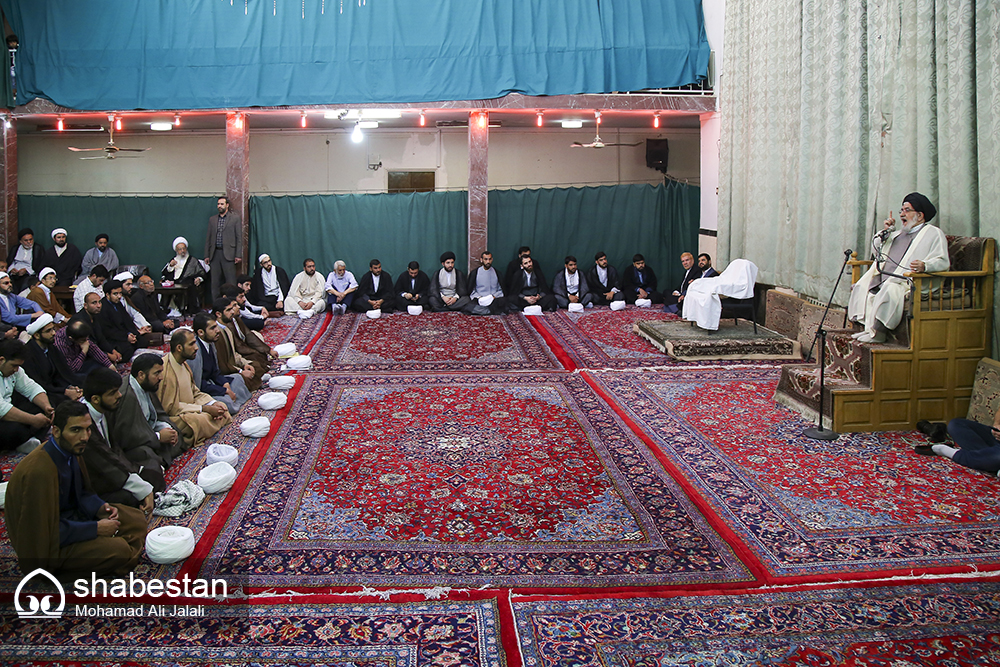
[
  {"xmin": 913, "ymin": 444, "xmax": 937, "ymax": 456},
  {"xmin": 916, "ymin": 420, "xmax": 948, "ymax": 443}
]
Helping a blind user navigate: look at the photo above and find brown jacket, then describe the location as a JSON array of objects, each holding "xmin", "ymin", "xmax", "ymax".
[
  {"xmin": 27, "ymin": 285, "xmax": 72, "ymax": 321},
  {"xmin": 156, "ymin": 352, "xmax": 231, "ymax": 446},
  {"xmin": 215, "ymin": 324, "xmax": 265, "ymax": 391}
]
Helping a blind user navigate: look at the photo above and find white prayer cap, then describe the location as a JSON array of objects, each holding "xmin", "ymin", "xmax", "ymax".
[
  {"xmin": 38, "ymin": 267, "xmax": 56, "ymax": 281},
  {"xmin": 257, "ymin": 392, "xmax": 287, "ymax": 411},
  {"xmin": 297, "ymin": 309, "xmax": 313, "ymax": 319},
  {"xmin": 287, "ymin": 354, "xmax": 312, "ymax": 370},
  {"xmin": 407, "ymin": 305, "xmax": 423, "ymax": 316},
  {"xmin": 568, "ymin": 302, "xmax": 584, "ymax": 313},
  {"xmin": 610, "ymin": 300, "xmax": 626, "ymax": 311},
  {"xmin": 268, "ymin": 375, "xmax": 296, "ymax": 390},
  {"xmin": 26, "ymin": 313, "xmax": 54, "ymax": 335},
  {"xmin": 172, "ymin": 236, "xmax": 188, "ymax": 251},
  {"xmin": 274, "ymin": 343, "xmax": 297, "ymax": 357},
  {"xmin": 0, "ymin": 481, "xmax": 6, "ymax": 509},
  {"xmin": 477, "ymin": 295, "xmax": 495, "ymax": 307},
  {"xmin": 240, "ymin": 415, "xmax": 272, "ymax": 438},
  {"xmin": 197, "ymin": 461, "xmax": 237, "ymax": 494},
  {"xmin": 0, "ymin": 272, "xmax": 8, "ymax": 280},
  {"xmin": 50, "ymin": 228, "xmax": 67, "ymax": 239},
  {"xmin": 366, "ymin": 309, "xmax": 381, "ymax": 319},
  {"xmin": 146, "ymin": 526, "xmax": 196, "ymax": 564},
  {"xmin": 206, "ymin": 443, "xmax": 239, "ymax": 467},
  {"xmin": 258, "ymin": 253, "xmax": 270, "ymax": 263},
  {"xmin": 523, "ymin": 305, "xmax": 543, "ymax": 316},
  {"xmin": 113, "ymin": 271, "xmax": 134, "ymax": 282},
  {"xmin": 635, "ymin": 298, "xmax": 652, "ymax": 308}
]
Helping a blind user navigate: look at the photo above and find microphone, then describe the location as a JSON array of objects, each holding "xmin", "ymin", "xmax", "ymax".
[
  {"xmin": 876, "ymin": 226, "xmax": 893, "ymax": 242},
  {"xmin": 843, "ymin": 248, "xmax": 853, "ymax": 258}
]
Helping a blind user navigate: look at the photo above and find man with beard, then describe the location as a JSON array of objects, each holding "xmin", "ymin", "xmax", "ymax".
[
  {"xmin": 4, "ymin": 400, "xmax": 147, "ymax": 578},
  {"xmin": 504, "ymin": 246, "xmax": 543, "ymax": 288},
  {"xmin": 5, "ymin": 229, "xmax": 44, "ymax": 293},
  {"xmin": 552, "ymin": 255, "xmax": 594, "ymax": 309},
  {"xmin": 509, "ymin": 254, "xmax": 556, "ymax": 312},
  {"xmin": 698, "ymin": 253, "xmax": 719, "ymax": 278},
  {"xmin": 467, "ymin": 251, "xmax": 508, "ymax": 315},
  {"xmin": 0, "ymin": 270, "xmax": 44, "ymax": 329},
  {"xmin": 162, "ymin": 237, "xmax": 205, "ymax": 316},
  {"xmin": 72, "ymin": 291, "xmax": 121, "ymax": 364},
  {"xmin": 157, "ymin": 328, "xmax": 231, "ymax": 447},
  {"xmin": 663, "ymin": 252, "xmax": 702, "ymax": 314},
  {"xmin": 212, "ymin": 296, "xmax": 266, "ymax": 391},
  {"xmin": 204, "ymin": 196, "xmax": 242, "ymax": 300},
  {"xmin": 393, "ymin": 261, "xmax": 431, "ymax": 312},
  {"xmin": 352, "ymin": 259, "xmax": 395, "ymax": 313},
  {"xmin": 848, "ymin": 192, "xmax": 950, "ymax": 343},
  {"xmin": 81, "ymin": 367, "xmax": 163, "ymax": 511},
  {"xmin": 27, "ymin": 267, "xmax": 71, "ymax": 323},
  {"xmin": 285, "ymin": 258, "xmax": 326, "ymax": 316},
  {"xmin": 191, "ymin": 311, "xmax": 251, "ymax": 414},
  {"xmin": 73, "ymin": 265, "xmax": 110, "ymax": 313},
  {"xmin": 97, "ymin": 280, "xmax": 151, "ymax": 360},
  {"xmin": 324, "ymin": 261, "xmax": 358, "ymax": 314},
  {"xmin": 130, "ymin": 274, "xmax": 176, "ymax": 334},
  {"xmin": 41, "ymin": 228, "xmax": 83, "ymax": 287},
  {"xmin": 249, "ymin": 253, "xmax": 290, "ymax": 312},
  {"xmin": 429, "ymin": 251, "xmax": 473, "ymax": 313},
  {"xmin": 111, "ymin": 353, "xmax": 181, "ymax": 469},
  {"xmin": 622, "ymin": 254, "xmax": 664, "ymax": 305},
  {"xmin": 115, "ymin": 272, "xmax": 155, "ymax": 336},
  {"xmin": 586, "ymin": 252, "xmax": 625, "ymax": 306},
  {"xmin": 78, "ymin": 233, "xmax": 120, "ymax": 285},
  {"xmin": 21, "ymin": 314, "xmax": 83, "ymax": 407}
]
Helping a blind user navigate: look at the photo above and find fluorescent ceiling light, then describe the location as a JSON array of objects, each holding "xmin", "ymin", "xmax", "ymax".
[
  {"xmin": 351, "ymin": 124, "xmax": 364, "ymax": 143},
  {"xmin": 341, "ymin": 109, "xmax": 402, "ymax": 120},
  {"xmin": 561, "ymin": 120, "xmax": 584, "ymax": 129},
  {"xmin": 357, "ymin": 120, "xmax": 379, "ymax": 129},
  {"xmin": 149, "ymin": 122, "xmax": 173, "ymax": 131}
]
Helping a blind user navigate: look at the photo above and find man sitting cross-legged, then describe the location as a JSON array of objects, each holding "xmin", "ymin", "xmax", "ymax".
[
  {"xmin": 191, "ymin": 311, "xmax": 251, "ymax": 415},
  {"xmin": 585, "ymin": 252, "xmax": 625, "ymax": 306},
  {"xmin": 429, "ymin": 252, "xmax": 473, "ymax": 313},
  {"xmin": 130, "ymin": 274, "xmax": 177, "ymax": 335},
  {"xmin": 156, "ymin": 329, "xmax": 232, "ymax": 449},
  {"xmin": 352, "ymin": 259, "xmax": 395, "ymax": 313},
  {"xmin": 4, "ymin": 400, "xmax": 147, "ymax": 578},
  {"xmin": 393, "ymin": 261, "xmax": 431, "ymax": 312},
  {"xmin": 552, "ymin": 255, "xmax": 594, "ymax": 309},
  {"xmin": 0, "ymin": 338, "xmax": 54, "ymax": 453},
  {"xmin": 111, "ymin": 354, "xmax": 180, "ymax": 470},
  {"xmin": 285, "ymin": 258, "xmax": 326, "ymax": 316},
  {"xmin": 467, "ymin": 251, "xmax": 509, "ymax": 315},
  {"xmin": 21, "ymin": 314, "xmax": 83, "ymax": 408},
  {"xmin": 212, "ymin": 297, "xmax": 266, "ymax": 392},
  {"xmin": 508, "ymin": 254, "xmax": 556, "ymax": 312}
]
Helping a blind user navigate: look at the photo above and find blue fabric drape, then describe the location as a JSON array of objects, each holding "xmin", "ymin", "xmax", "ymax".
[
  {"xmin": 17, "ymin": 195, "xmax": 219, "ymax": 275},
  {"xmin": 0, "ymin": 0, "xmax": 710, "ymax": 110},
  {"xmin": 487, "ymin": 182, "xmax": 700, "ymax": 289},
  {"xmin": 249, "ymin": 192, "xmax": 468, "ymax": 278}
]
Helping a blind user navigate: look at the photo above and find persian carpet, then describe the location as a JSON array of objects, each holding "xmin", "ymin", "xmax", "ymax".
[
  {"xmin": 514, "ymin": 582, "xmax": 1000, "ymax": 667},
  {"xmin": 634, "ymin": 319, "xmax": 801, "ymax": 361},
  {"xmin": 307, "ymin": 312, "xmax": 561, "ymax": 372},
  {"xmin": 0, "ymin": 595, "xmax": 510, "ymax": 667},
  {"xmin": 190, "ymin": 373, "xmax": 754, "ymax": 591},
  {"xmin": 585, "ymin": 368, "xmax": 1000, "ymax": 582}
]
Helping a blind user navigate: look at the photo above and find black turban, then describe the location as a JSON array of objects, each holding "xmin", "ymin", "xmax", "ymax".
[
  {"xmin": 903, "ymin": 192, "xmax": 936, "ymax": 223},
  {"xmin": 440, "ymin": 251, "xmax": 456, "ymax": 263},
  {"xmin": 17, "ymin": 228, "xmax": 33, "ymax": 239}
]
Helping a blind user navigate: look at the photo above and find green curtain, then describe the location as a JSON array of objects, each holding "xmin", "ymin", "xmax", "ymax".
[
  {"xmin": 487, "ymin": 182, "xmax": 700, "ymax": 288},
  {"xmin": 17, "ymin": 195, "xmax": 219, "ymax": 274},
  {"xmin": 249, "ymin": 191, "xmax": 468, "ymax": 279}
]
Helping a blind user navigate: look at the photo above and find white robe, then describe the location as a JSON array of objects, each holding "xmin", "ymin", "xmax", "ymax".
[
  {"xmin": 847, "ymin": 224, "xmax": 949, "ymax": 333},
  {"xmin": 682, "ymin": 259, "xmax": 758, "ymax": 331},
  {"xmin": 285, "ymin": 271, "xmax": 327, "ymax": 314}
]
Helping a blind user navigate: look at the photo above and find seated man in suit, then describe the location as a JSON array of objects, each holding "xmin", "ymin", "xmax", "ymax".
[
  {"xmin": 191, "ymin": 311, "xmax": 251, "ymax": 415},
  {"xmin": 0, "ymin": 270, "xmax": 44, "ymax": 330},
  {"xmin": 393, "ymin": 261, "xmax": 431, "ymax": 312},
  {"xmin": 4, "ymin": 400, "xmax": 147, "ymax": 578},
  {"xmin": 96, "ymin": 280, "xmax": 151, "ymax": 360},
  {"xmin": 27, "ymin": 267, "xmax": 71, "ymax": 324},
  {"xmin": 663, "ymin": 252, "xmax": 702, "ymax": 313},
  {"xmin": 130, "ymin": 274, "xmax": 176, "ymax": 334},
  {"xmin": 508, "ymin": 254, "xmax": 556, "ymax": 312},
  {"xmin": 250, "ymin": 253, "xmax": 291, "ymax": 312},
  {"xmin": 622, "ymin": 254, "xmax": 664, "ymax": 305},
  {"xmin": 552, "ymin": 255, "xmax": 594, "ymax": 309},
  {"xmin": 156, "ymin": 329, "xmax": 231, "ymax": 449},
  {"xmin": 429, "ymin": 252, "xmax": 473, "ymax": 313},
  {"xmin": 111, "ymin": 353, "xmax": 181, "ymax": 470},
  {"xmin": 21, "ymin": 314, "xmax": 83, "ymax": 408},
  {"xmin": 212, "ymin": 296, "xmax": 267, "ymax": 392},
  {"xmin": 698, "ymin": 253, "xmax": 719, "ymax": 278},
  {"xmin": 468, "ymin": 251, "xmax": 509, "ymax": 315},
  {"xmin": 81, "ymin": 367, "xmax": 164, "ymax": 512},
  {"xmin": 351, "ymin": 259, "xmax": 395, "ymax": 313},
  {"xmin": 586, "ymin": 252, "xmax": 625, "ymax": 306}
]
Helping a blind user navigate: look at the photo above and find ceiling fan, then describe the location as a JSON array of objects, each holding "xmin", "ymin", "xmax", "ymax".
[
  {"xmin": 570, "ymin": 110, "xmax": 641, "ymax": 149},
  {"xmin": 68, "ymin": 122, "xmax": 150, "ymax": 160}
]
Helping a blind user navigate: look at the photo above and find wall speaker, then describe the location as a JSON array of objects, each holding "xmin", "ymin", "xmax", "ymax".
[{"xmin": 646, "ymin": 139, "xmax": 669, "ymax": 173}]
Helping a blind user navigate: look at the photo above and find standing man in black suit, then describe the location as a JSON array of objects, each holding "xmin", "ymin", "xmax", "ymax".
[
  {"xmin": 586, "ymin": 252, "xmax": 625, "ymax": 306},
  {"xmin": 204, "ymin": 196, "xmax": 242, "ymax": 301}
]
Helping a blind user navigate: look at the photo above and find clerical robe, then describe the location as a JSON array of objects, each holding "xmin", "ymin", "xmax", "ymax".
[
  {"xmin": 27, "ymin": 284, "xmax": 71, "ymax": 322},
  {"xmin": 156, "ymin": 353, "xmax": 231, "ymax": 447}
]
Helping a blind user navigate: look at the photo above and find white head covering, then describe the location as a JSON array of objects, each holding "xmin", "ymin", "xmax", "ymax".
[
  {"xmin": 145, "ymin": 526, "xmax": 196, "ymax": 564},
  {"xmin": 38, "ymin": 267, "xmax": 56, "ymax": 281},
  {"xmin": 206, "ymin": 443, "xmax": 239, "ymax": 467},
  {"xmin": 26, "ymin": 313, "xmax": 54, "ymax": 335},
  {"xmin": 610, "ymin": 300, "xmax": 626, "ymax": 311},
  {"xmin": 366, "ymin": 309, "xmax": 381, "ymax": 319},
  {"xmin": 635, "ymin": 298, "xmax": 652, "ymax": 308},
  {"xmin": 113, "ymin": 271, "xmax": 133, "ymax": 282},
  {"xmin": 268, "ymin": 375, "xmax": 296, "ymax": 390},
  {"xmin": 240, "ymin": 416, "xmax": 272, "ymax": 438},
  {"xmin": 258, "ymin": 253, "xmax": 270, "ymax": 263},
  {"xmin": 407, "ymin": 305, "xmax": 423, "ymax": 315},
  {"xmin": 198, "ymin": 462, "xmax": 237, "ymax": 494},
  {"xmin": 287, "ymin": 355, "xmax": 312, "ymax": 370},
  {"xmin": 274, "ymin": 343, "xmax": 297, "ymax": 357},
  {"xmin": 477, "ymin": 295, "xmax": 495, "ymax": 307},
  {"xmin": 568, "ymin": 302, "xmax": 585, "ymax": 313},
  {"xmin": 0, "ymin": 272, "xmax": 9, "ymax": 280},
  {"xmin": 50, "ymin": 228, "xmax": 67, "ymax": 239},
  {"xmin": 172, "ymin": 236, "xmax": 188, "ymax": 252},
  {"xmin": 257, "ymin": 392, "xmax": 288, "ymax": 411},
  {"xmin": 523, "ymin": 305, "xmax": 543, "ymax": 316}
]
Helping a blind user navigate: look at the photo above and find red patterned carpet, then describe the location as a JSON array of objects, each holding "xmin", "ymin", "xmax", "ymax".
[{"xmin": 532, "ymin": 307, "xmax": 683, "ymax": 368}]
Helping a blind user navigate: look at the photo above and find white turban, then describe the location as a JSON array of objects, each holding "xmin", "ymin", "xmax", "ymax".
[
  {"xmin": 407, "ymin": 305, "xmax": 423, "ymax": 316},
  {"xmin": 635, "ymin": 298, "xmax": 652, "ymax": 308},
  {"xmin": 0, "ymin": 272, "xmax": 9, "ymax": 280},
  {"xmin": 198, "ymin": 461, "xmax": 237, "ymax": 494},
  {"xmin": 50, "ymin": 228, "xmax": 67, "ymax": 239},
  {"xmin": 274, "ymin": 343, "xmax": 297, "ymax": 357},
  {"xmin": 268, "ymin": 375, "xmax": 295, "ymax": 390},
  {"xmin": 38, "ymin": 267, "xmax": 56, "ymax": 281},
  {"xmin": 610, "ymin": 300, "xmax": 626, "ymax": 311},
  {"xmin": 240, "ymin": 416, "xmax": 272, "ymax": 438},
  {"xmin": 113, "ymin": 271, "xmax": 133, "ymax": 282},
  {"xmin": 568, "ymin": 302, "xmax": 584, "ymax": 313},
  {"xmin": 287, "ymin": 355, "xmax": 312, "ymax": 370},
  {"xmin": 366, "ymin": 309, "xmax": 381, "ymax": 319},
  {"xmin": 206, "ymin": 443, "xmax": 239, "ymax": 467},
  {"xmin": 523, "ymin": 305, "xmax": 543, "ymax": 316},
  {"xmin": 172, "ymin": 236, "xmax": 188, "ymax": 251},
  {"xmin": 477, "ymin": 295, "xmax": 495, "ymax": 307},
  {"xmin": 26, "ymin": 313, "xmax": 54, "ymax": 335},
  {"xmin": 257, "ymin": 392, "xmax": 287, "ymax": 411},
  {"xmin": 258, "ymin": 253, "xmax": 270, "ymax": 263},
  {"xmin": 145, "ymin": 526, "xmax": 196, "ymax": 564},
  {"xmin": 297, "ymin": 309, "xmax": 313, "ymax": 319},
  {"xmin": 0, "ymin": 481, "xmax": 7, "ymax": 509}
]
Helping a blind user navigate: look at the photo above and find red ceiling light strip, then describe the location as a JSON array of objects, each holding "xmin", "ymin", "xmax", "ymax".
[
  {"xmin": 300, "ymin": 111, "xmax": 307, "ymax": 128},
  {"xmin": 56, "ymin": 117, "xmax": 64, "ymax": 131},
  {"xmin": 653, "ymin": 112, "xmax": 660, "ymax": 129},
  {"xmin": 419, "ymin": 111, "xmax": 426, "ymax": 127},
  {"xmin": 536, "ymin": 111, "xmax": 543, "ymax": 127}
]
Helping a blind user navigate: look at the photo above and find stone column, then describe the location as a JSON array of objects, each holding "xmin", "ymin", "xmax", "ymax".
[
  {"xmin": 0, "ymin": 117, "xmax": 16, "ymax": 259},
  {"xmin": 226, "ymin": 112, "xmax": 250, "ymax": 266},
  {"xmin": 467, "ymin": 111, "xmax": 489, "ymax": 272}
]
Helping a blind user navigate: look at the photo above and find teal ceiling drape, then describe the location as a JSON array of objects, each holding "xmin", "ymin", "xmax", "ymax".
[{"xmin": 0, "ymin": 0, "xmax": 710, "ymax": 110}]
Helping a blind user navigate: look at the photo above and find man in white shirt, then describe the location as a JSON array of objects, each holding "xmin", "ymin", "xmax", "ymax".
[
  {"xmin": 0, "ymin": 338, "xmax": 53, "ymax": 452},
  {"xmin": 325, "ymin": 261, "xmax": 358, "ymax": 314},
  {"xmin": 285, "ymin": 258, "xmax": 327, "ymax": 316}
]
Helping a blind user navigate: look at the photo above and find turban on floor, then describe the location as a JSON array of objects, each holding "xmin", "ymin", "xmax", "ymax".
[
  {"xmin": 26, "ymin": 313, "xmax": 54, "ymax": 335},
  {"xmin": 257, "ymin": 392, "xmax": 288, "ymax": 411},
  {"xmin": 198, "ymin": 461, "xmax": 237, "ymax": 494},
  {"xmin": 38, "ymin": 267, "xmax": 56, "ymax": 280},
  {"xmin": 207, "ymin": 443, "xmax": 239, "ymax": 467},
  {"xmin": 610, "ymin": 300, "xmax": 626, "ymax": 311},
  {"xmin": 287, "ymin": 355, "xmax": 312, "ymax": 370},
  {"xmin": 440, "ymin": 251, "xmax": 456, "ymax": 263},
  {"xmin": 268, "ymin": 375, "xmax": 296, "ymax": 390},
  {"xmin": 635, "ymin": 298, "xmax": 652, "ymax": 308},
  {"xmin": 0, "ymin": 481, "xmax": 7, "ymax": 509},
  {"xmin": 172, "ymin": 236, "xmax": 188, "ymax": 251},
  {"xmin": 568, "ymin": 302, "xmax": 584, "ymax": 313},
  {"xmin": 407, "ymin": 305, "xmax": 423, "ymax": 315},
  {"xmin": 523, "ymin": 305, "xmax": 543, "ymax": 316},
  {"xmin": 274, "ymin": 343, "xmax": 297, "ymax": 357},
  {"xmin": 903, "ymin": 192, "xmax": 936, "ymax": 223},
  {"xmin": 146, "ymin": 526, "xmax": 196, "ymax": 564},
  {"xmin": 240, "ymin": 415, "xmax": 272, "ymax": 437},
  {"xmin": 50, "ymin": 228, "xmax": 67, "ymax": 239}
]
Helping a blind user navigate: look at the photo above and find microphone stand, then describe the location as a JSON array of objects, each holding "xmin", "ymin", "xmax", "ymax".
[{"xmin": 802, "ymin": 247, "xmax": 852, "ymax": 441}]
